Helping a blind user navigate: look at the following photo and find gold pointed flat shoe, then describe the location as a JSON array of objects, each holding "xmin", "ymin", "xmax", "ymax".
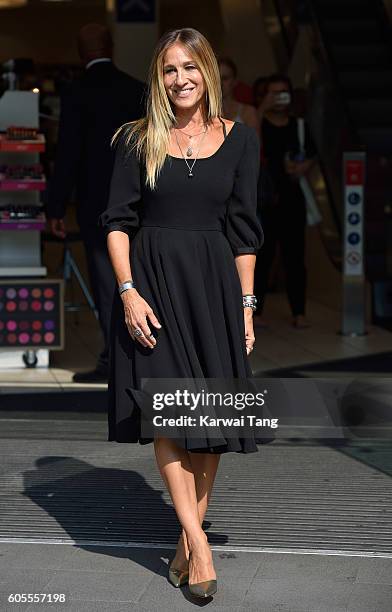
[
  {"xmin": 189, "ymin": 579, "xmax": 217, "ymax": 598},
  {"xmin": 168, "ymin": 565, "xmax": 189, "ymax": 588}
]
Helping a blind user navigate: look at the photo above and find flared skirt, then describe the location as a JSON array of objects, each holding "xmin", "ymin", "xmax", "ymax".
[{"xmin": 107, "ymin": 226, "xmax": 274, "ymax": 453}]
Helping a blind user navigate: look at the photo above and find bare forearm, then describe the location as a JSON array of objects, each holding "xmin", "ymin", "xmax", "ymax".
[
  {"xmin": 107, "ymin": 230, "xmax": 133, "ymax": 285},
  {"xmin": 235, "ymin": 254, "xmax": 256, "ymax": 294},
  {"xmin": 236, "ymin": 254, "xmax": 257, "ymax": 355}
]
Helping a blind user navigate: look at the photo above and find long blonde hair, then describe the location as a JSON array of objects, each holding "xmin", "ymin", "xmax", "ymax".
[{"xmin": 112, "ymin": 28, "xmax": 223, "ymax": 190}]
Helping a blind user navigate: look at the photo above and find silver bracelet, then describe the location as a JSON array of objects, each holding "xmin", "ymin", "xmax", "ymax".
[
  {"xmin": 243, "ymin": 294, "xmax": 257, "ymax": 311},
  {"xmin": 118, "ymin": 280, "xmax": 136, "ymax": 295}
]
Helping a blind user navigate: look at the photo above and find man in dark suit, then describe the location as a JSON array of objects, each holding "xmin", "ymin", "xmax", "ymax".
[{"xmin": 47, "ymin": 23, "xmax": 146, "ymax": 382}]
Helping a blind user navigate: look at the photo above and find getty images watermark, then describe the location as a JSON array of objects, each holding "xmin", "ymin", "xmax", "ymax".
[
  {"xmin": 128, "ymin": 377, "xmax": 392, "ymax": 441},
  {"xmin": 131, "ymin": 378, "xmax": 279, "ymax": 440},
  {"xmin": 151, "ymin": 388, "xmax": 279, "ymax": 429}
]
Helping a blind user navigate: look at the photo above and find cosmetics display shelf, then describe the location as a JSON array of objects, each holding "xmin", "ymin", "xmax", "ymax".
[
  {"xmin": 0, "ymin": 180, "xmax": 46, "ymax": 191},
  {"xmin": 0, "ymin": 162, "xmax": 46, "ymax": 194},
  {"xmin": 0, "ymin": 115, "xmax": 47, "ymax": 251},
  {"xmin": 0, "ymin": 161, "xmax": 46, "ymax": 236},
  {"xmin": 0, "ymin": 133, "xmax": 46, "ymax": 153},
  {"xmin": 0, "ymin": 92, "xmax": 54, "ymax": 367},
  {"xmin": 0, "ymin": 217, "xmax": 46, "ymax": 231}
]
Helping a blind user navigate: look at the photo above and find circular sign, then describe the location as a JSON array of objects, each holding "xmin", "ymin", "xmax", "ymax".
[
  {"xmin": 348, "ymin": 192, "xmax": 361, "ymax": 205},
  {"xmin": 348, "ymin": 232, "xmax": 360, "ymax": 245},
  {"xmin": 348, "ymin": 212, "xmax": 360, "ymax": 225},
  {"xmin": 346, "ymin": 251, "xmax": 361, "ymax": 265}
]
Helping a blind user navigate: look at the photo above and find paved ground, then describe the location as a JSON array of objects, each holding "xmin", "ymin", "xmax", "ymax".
[
  {"xmin": 0, "ymin": 414, "xmax": 391, "ymax": 611},
  {"xmin": 1, "ymin": 542, "xmax": 392, "ymax": 611}
]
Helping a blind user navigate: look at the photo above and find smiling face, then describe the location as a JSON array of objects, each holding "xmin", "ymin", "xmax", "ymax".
[{"xmin": 162, "ymin": 42, "xmax": 206, "ymax": 113}]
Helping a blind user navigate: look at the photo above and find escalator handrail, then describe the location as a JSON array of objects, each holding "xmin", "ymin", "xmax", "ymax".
[
  {"xmin": 269, "ymin": 0, "xmax": 343, "ymax": 237},
  {"xmin": 272, "ymin": 0, "xmax": 295, "ymax": 56}
]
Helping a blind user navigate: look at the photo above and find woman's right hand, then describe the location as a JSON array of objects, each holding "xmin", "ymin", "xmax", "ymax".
[{"xmin": 121, "ymin": 289, "xmax": 162, "ymax": 349}]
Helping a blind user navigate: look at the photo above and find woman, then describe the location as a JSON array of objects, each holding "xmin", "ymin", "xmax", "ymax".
[
  {"xmin": 99, "ymin": 28, "xmax": 265, "ymax": 600},
  {"xmin": 253, "ymin": 74, "xmax": 316, "ymax": 329},
  {"xmin": 218, "ymin": 56, "xmax": 259, "ymax": 131}
]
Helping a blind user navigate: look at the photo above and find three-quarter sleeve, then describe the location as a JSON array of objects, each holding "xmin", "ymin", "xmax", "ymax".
[
  {"xmin": 99, "ymin": 129, "xmax": 142, "ymax": 238},
  {"xmin": 225, "ymin": 127, "xmax": 264, "ymax": 256}
]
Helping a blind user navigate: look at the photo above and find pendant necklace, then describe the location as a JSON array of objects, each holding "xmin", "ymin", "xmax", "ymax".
[
  {"xmin": 176, "ymin": 125, "xmax": 207, "ymax": 156},
  {"xmin": 174, "ymin": 125, "xmax": 208, "ymax": 177}
]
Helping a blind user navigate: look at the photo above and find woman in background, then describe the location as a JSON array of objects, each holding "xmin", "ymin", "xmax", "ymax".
[{"xmin": 253, "ymin": 74, "xmax": 316, "ymax": 328}]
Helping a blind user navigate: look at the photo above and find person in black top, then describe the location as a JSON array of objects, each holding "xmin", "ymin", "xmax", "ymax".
[
  {"xmin": 254, "ymin": 74, "xmax": 316, "ymax": 328},
  {"xmin": 99, "ymin": 27, "xmax": 267, "ymax": 599},
  {"xmin": 47, "ymin": 23, "xmax": 146, "ymax": 382}
]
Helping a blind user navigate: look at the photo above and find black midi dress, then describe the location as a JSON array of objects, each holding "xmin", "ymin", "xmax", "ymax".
[{"xmin": 99, "ymin": 120, "xmax": 269, "ymax": 454}]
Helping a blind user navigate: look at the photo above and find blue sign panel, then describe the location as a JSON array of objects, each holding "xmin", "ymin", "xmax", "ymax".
[{"xmin": 116, "ymin": 0, "xmax": 155, "ymax": 23}]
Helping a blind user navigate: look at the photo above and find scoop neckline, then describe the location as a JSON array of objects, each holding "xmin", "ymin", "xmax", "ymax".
[{"xmin": 167, "ymin": 121, "xmax": 238, "ymax": 161}]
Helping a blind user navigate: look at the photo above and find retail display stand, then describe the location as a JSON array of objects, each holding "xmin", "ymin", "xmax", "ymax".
[{"xmin": 0, "ymin": 91, "xmax": 64, "ymax": 368}]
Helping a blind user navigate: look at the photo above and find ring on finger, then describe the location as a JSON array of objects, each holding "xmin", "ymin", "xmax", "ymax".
[{"xmin": 133, "ymin": 328, "xmax": 143, "ymax": 337}]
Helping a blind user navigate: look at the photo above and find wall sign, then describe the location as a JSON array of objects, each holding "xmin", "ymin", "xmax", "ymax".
[
  {"xmin": 341, "ymin": 152, "xmax": 366, "ymax": 336},
  {"xmin": 343, "ymin": 157, "xmax": 365, "ymax": 276}
]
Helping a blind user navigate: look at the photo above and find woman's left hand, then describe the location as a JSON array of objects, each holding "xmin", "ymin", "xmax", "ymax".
[{"xmin": 244, "ymin": 308, "xmax": 256, "ymax": 355}]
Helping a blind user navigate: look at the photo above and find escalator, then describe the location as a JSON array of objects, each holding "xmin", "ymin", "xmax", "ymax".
[
  {"xmin": 311, "ymin": 0, "xmax": 392, "ymax": 285},
  {"xmin": 264, "ymin": 0, "xmax": 392, "ymax": 318},
  {"xmin": 316, "ymin": 0, "xmax": 392, "ymax": 138}
]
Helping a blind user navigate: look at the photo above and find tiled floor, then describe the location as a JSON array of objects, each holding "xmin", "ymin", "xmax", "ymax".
[{"xmin": 250, "ymin": 292, "xmax": 392, "ymax": 374}]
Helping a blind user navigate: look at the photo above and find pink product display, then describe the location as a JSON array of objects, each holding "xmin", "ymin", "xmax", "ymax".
[
  {"xmin": 0, "ymin": 133, "xmax": 46, "ymax": 153},
  {"xmin": 0, "ymin": 221, "xmax": 46, "ymax": 231},
  {"xmin": 0, "ymin": 164, "xmax": 46, "ymax": 191},
  {"xmin": 0, "ymin": 283, "xmax": 62, "ymax": 349},
  {"xmin": 0, "ymin": 127, "xmax": 47, "ymax": 232},
  {"xmin": 0, "ymin": 204, "xmax": 46, "ymax": 231}
]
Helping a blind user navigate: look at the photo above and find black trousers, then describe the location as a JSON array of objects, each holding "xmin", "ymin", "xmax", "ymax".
[
  {"xmin": 255, "ymin": 191, "xmax": 307, "ymax": 317},
  {"xmin": 81, "ymin": 225, "xmax": 116, "ymax": 371}
]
